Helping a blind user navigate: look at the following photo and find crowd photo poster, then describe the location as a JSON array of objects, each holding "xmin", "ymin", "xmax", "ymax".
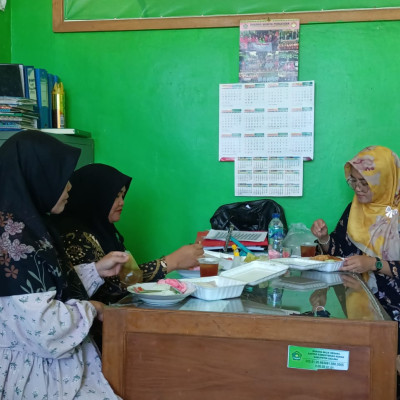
[{"xmin": 239, "ymin": 19, "xmax": 300, "ymax": 83}]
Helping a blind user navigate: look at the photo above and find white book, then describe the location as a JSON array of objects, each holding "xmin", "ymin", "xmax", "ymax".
[{"xmin": 39, "ymin": 128, "xmax": 91, "ymax": 137}]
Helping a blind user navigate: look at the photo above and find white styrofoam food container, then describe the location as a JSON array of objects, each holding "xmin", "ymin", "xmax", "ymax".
[
  {"xmin": 220, "ymin": 260, "xmax": 288, "ymax": 286},
  {"xmin": 302, "ymin": 270, "xmax": 343, "ymax": 285},
  {"xmin": 181, "ymin": 276, "xmax": 245, "ymax": 301},
  {"xmin": 271, "ymin": 257, "xmax": 326, "ymax": 271},
  {"xmin": 180, "ymin": 297, "xmax": 245, "ymax": 312},
  {"xmin": 271, "ymin": 276, "xmax": 328, "ymax": 291},
  {"xmin": 313, "ymin": 259, "xmax": 344, "ymax": 272}
]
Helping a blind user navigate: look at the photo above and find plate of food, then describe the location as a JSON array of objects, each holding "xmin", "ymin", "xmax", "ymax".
[
  {"xmin": 308, "ymin": 255, "xmax": 344, "ymax": 272},
  {"xmin": 127, "ymin": 279, "xmax": 196, "ymax": 306}
]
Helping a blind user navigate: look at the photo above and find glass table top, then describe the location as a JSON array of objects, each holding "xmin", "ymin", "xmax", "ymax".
[{"xmin": 114, "ymin": 269, "xmax": 390, "ymax": 322}]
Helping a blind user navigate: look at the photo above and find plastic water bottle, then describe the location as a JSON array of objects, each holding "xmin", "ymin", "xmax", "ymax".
[
  {"xmin": 269, "ymin": 232, "xmax": 284, "ymax": 259},
  {"xmin": 268, "ymin": 213, "xmax": 284, "ymax": 259}
]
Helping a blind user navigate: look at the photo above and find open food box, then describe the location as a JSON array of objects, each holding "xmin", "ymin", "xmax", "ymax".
[
  {"xmin": 181, "ymin": 276, "xmax": 245, "ymax": 301},
  {"xmin": 272, "ymin": 256, "xmax": 344, "ymax": 272},
  {"xmin": 220, "ymin": 260, "xmax": 288, "ymax": 285}
]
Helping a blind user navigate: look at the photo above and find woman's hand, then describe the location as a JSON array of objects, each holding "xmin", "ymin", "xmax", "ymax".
[
  {"xmin": 89, "ymin": 300, "xmax": 105, "ymax": 321},
  {"xmin": 164, "ymin": 244, "xmax": 204, "ymax": 271},
  {"xmin": 340, "ymin": 255, "xmax": 375, "ymax": 274},
  {"xmin": 311, "ymin": 219, "xmax": 329, "ymax": 243},
  {"xmin": 95, "ymin": 251, "xmax": 129, "ymax": 277},
  {"xmin": 340, "ymin": 274, "xmax": 362, "ymax": 290},
  {"xmin": 309, "ymin": 288, "xmax": 328, "ymax": 312}
]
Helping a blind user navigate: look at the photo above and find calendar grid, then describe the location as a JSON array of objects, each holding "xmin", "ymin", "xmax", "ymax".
[
  {"xmin": 234, "ymin": 155, "xmax": 303, "ymax": 197},
  {"xmin": 219, "ymin": 80, "xmax": 314, "ymax": 161}
]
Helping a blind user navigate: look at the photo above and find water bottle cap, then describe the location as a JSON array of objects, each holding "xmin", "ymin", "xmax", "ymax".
[{"xmin": 272, "ymin": 213, "xmax": 280, "ymax": 219}]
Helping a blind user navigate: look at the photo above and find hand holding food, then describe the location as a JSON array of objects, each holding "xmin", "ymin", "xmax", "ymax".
[
  {"xmin": 311, "ymin": 219, "xmax": 329, "ymax": 243},
  {"xmin": 95, "ymin": 251, "xmax": 129, "ymax": 277},
  {"xmin": 164, "ymin": 243, "xmax": 204, "ymax": 271}
]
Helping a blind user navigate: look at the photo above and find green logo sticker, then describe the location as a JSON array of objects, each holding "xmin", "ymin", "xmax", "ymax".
[{"xmin": 287, "ymin": 346, "xmax": 349, "ymax": 371}]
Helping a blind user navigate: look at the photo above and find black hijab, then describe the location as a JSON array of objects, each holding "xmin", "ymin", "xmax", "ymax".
[
  {"xmin": 0, "ymin": 130, "xmax": 82, "ymax": 300},
  {"xmin": 57, "ymin": 163, "xmax": 132, "ymax": 253}
]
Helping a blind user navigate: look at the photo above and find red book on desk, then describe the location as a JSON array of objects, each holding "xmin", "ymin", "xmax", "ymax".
[{"xmin": 196, "ymin": 230, "xmax": 268, "ymax": 248}]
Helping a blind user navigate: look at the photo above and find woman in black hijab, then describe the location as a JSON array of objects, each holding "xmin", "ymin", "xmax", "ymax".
[
  {"xmin": 51, "ymin": 163, "xmax": 203, "ymax": 303},
  {"xmin": 0, "ymin": 131, "xmax": 125, "ymax": 400}
]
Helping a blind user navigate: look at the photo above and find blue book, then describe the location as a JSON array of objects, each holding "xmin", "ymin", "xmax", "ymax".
[
  {"xmin": 23, "ymin": 65, "xmax": 30, "ymax": 98},
  {"xmin": 34, "ymin": 68, "xmax": 49, "ymax": 129},
  {"xmin": 47, "ymin": 74, "xmax": 55, "ymax": 128}
]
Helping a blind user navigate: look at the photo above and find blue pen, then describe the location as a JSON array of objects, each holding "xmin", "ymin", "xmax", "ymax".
[{"xmin": 230, "ymin": 236, "xmax": 254, "ymax": 256}]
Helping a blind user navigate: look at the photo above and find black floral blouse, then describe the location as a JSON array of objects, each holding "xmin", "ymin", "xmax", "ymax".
[
  {"xmin": 325, "ymin": 203, "xmax": 400, "ymax": 351},
  {"xmin": 61, "ymin": 229, "xmax": 167, "ymax": 304}
]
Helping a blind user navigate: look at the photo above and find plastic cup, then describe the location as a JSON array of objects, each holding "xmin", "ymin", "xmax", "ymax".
[
  {"xmin": 300, "ymin": 244, "xmax": 316, "ymax": 257},
  {"xmin": 282, "ymin": 247, "xmax": 291, "ymax": 258},
  {"xmin": 198, "ymin": 257, "xmax": 219, "ymax": 277}
]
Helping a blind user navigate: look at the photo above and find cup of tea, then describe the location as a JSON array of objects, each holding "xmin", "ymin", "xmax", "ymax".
[
  {"xmin": 300, "ymin": 243, "xmax": 316, "ymax": 257},
  {"xmin": 198, "ymin": 257, "xmax": 219, "ymax": 277}
]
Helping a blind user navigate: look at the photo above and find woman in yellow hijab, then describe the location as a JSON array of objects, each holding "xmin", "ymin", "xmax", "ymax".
[{"xmin": 311, "ymin": 146, "xmax": 400, "ymax": 342}]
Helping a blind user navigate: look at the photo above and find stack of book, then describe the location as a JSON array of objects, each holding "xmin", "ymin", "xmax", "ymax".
[
  {"xmin": 0, "ymin": 97, "xmax": 38, "ymax": 131},
  {"xmin": 0, "ymin": 63, "xmax": 62, "ymax": 129}
]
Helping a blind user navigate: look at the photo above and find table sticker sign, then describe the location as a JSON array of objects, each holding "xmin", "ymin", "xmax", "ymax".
[{"xmin": 287, "ymin": 345, "xmax": 349, "ymax": 371}]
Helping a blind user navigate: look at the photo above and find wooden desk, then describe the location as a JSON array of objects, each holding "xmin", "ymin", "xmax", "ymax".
[{"xmin": 102, "ymin": 274, "xmax": 398, "ymax": 399}]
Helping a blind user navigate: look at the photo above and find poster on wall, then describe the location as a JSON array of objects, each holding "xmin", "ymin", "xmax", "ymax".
[
  {"xmin": 234, "ymin": 155, "xmax": 303, "ymax": 197},
  {"xmin": 219, "ymin": 80, "xmax": 314, "ymax": 161},
  {"xmin": 239, "ymin": 19, "xmax": 300, "ymax": 83}
]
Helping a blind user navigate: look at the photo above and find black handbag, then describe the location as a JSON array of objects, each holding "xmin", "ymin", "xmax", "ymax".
[{"xmin": 210, "ymin": 199, "xmax": 288, "ymax": 233}]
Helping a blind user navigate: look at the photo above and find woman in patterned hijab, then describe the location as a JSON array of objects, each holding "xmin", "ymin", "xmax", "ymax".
[
  {"xmin": 0, "ymin": 131, "xmax": 126, "ymax": 399},
  {"xmin": 311, "ymin": 146, "xmax": 400, "ymax": 350},
  {"xmin": 345, "ymin": 146, "xmax": 400, "ymax": 261}
]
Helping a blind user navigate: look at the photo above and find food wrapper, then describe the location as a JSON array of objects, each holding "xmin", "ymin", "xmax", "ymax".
[{"xmin": 120, "ymin": 251, "xmax": 143, "ymax": 285}]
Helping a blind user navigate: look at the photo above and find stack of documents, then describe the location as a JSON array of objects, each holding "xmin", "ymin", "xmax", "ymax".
[
  {"xmin": 196, "ymin": 229, "xmax": 268, "ymax": 251},
  {"xmin": 0, "ymin": 97, "xmax": 38, "ymax": 131}
]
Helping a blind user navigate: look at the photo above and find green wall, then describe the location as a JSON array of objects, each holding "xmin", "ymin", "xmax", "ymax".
[
  {"xmin": 0, "ymin": 0, "xmax": 11, "ymax": 62},
  {"xmin": 9, "ymin": 0, "xmax": 400, "ymax": 264}
]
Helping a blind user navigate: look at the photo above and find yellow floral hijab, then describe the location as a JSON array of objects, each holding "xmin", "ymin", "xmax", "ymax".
[{"xmin": 345, "ymin": 146, "xmax": 400, "ymax": 261}]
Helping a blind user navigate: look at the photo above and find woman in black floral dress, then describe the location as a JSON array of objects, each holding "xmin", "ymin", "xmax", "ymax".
[
  {"xmin": 311, "ymin": 145, "xmax": 400, "ymax": 352},
  {"xmin": 50, "ymin": 163, "xmax": 203, "ymax": 304}
]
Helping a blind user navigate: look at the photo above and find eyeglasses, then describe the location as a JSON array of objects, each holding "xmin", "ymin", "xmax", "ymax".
[{"xmin": 346, "ymin": 177, "xmax": 370, "ymax": 192}]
